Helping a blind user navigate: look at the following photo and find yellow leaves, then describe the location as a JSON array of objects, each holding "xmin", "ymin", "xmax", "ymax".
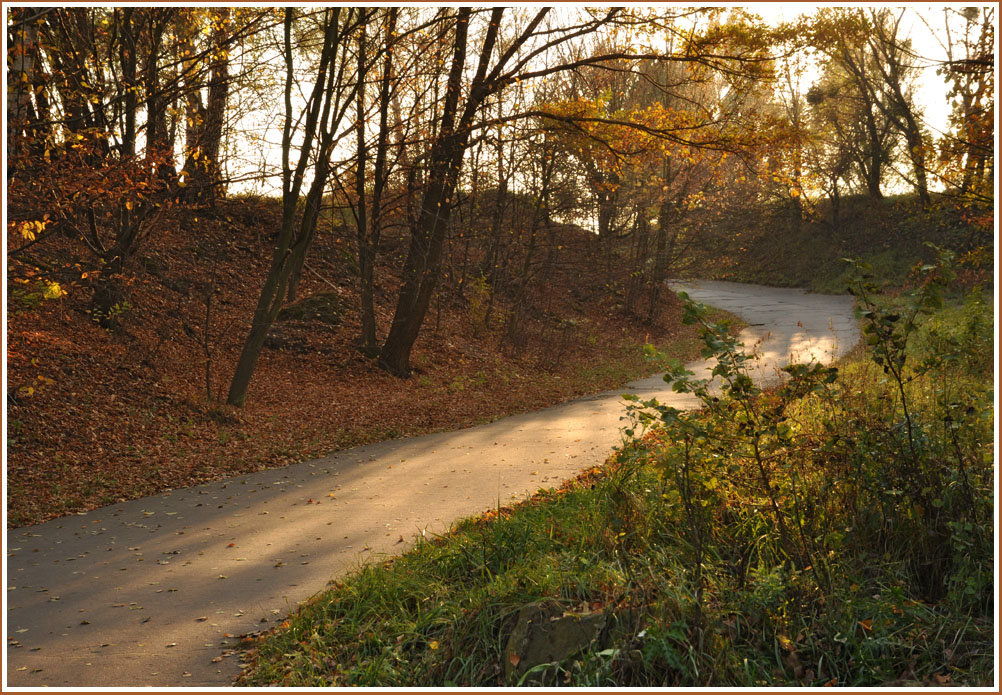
[
  {"xmin": 41, "ymin": 280, "xmax": 65, "ymax": 300},
  {"xmin": 428, "ymin": 640, "xmax": 439, "ymax": 651},
  {"xmin": 16, "ymin": 219, "xmax": 46, "ymax": 241}
]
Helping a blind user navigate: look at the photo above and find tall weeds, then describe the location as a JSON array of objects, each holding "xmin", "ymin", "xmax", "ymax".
[{"xmin": 620, "ymin": 249, "xmax": 993, "ymax": 683}]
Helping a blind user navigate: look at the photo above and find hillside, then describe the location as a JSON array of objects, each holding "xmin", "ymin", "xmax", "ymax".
[
  {"xmin": 7, "ymin": 196, "xmax": 709, "ymax": 527},
  {"xmin": 680, "ymin": 194, "xmax": 993, "ymax": 293}
]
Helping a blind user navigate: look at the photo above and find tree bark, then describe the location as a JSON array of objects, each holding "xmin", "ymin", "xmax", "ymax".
[
  {"xmin": 119, "ymin": 8, "xmax": 138, "ymax": 157},
  {"xmin": 378, "ymin": 8, "xmax": 479, "ymax": 376},
  {"xmin": 6, "ymin": 7, "xmax": 40, "ymax": 164}
]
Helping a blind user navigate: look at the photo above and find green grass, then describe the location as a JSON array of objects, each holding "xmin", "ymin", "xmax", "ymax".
[{"xmin": 237, "ymin": 262, "xmax": 993, "ymax": 687}]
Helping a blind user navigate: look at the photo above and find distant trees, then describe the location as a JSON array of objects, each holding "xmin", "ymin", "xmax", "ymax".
[
  {"xmin": 862, "ymin": 9, "xmax": 933, "ymax": 207},
  {"xmin": 937, "ymin": 6, "xmax": 994, "ymax": 201},
  {"xmin": 807, "ymin": 10, "xmax": 900, "ymax": 202},
  {"xmin": 538, "ymin": 15, "xmax": 778, "ymax": 321},
  {"xmin": 804, "ymin": 7, "xmax": 994, "ymax": 209}
]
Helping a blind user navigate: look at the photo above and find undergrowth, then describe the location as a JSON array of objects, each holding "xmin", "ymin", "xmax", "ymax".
[{"xmin": 237, "ymin": 251, "xmax": 993, "ymax": 687}]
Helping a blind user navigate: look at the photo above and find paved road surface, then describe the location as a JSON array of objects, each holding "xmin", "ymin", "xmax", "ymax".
[{"xmin": 5, "ymin": 281, "xmax": 857, "ymax": 687}]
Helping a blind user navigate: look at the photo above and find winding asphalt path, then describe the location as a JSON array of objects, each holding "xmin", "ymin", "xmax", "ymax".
[{"xmin": 5, "ymin": 281, "xmax": 858, "ymax": 687}]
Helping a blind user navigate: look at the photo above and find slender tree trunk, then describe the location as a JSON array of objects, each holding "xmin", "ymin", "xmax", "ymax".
[
  {"xmin": 902, "ymin": 117, "xmax": 930, "ymax": 206},
  {"xmin": 145, "ymin": 10, "xmax": 172, "ymax": 162},
  {"xmin": 179, "ymin": 11, "xmax": 205, "ymax": 201},
  {"xmin": 647, "ymin": 199, "xmax": 671, "ymax": 324},
  {"xmin": 228, "ymin": 8, "xmax": 351, "ymax": 406},
  {"xmin": 378, "ymin": 8, "xmax": 476, "ymax": 376},
  {"xmin": 829, "ymin": 179, "xmax": 841, "ymax": 228},
  {"xmin": 863, "ymin": 111, "xmax": 884, "ymax": 200},
  {"xmin": 284, "ymin": 233, "xmax": 314, "ymax": 303},
  {"xmin": 627, "ymin": 209, "xmax": 650, "ymax": 314},
  {"xmin": 181, "ymin": 9, "xmax": 230, "ymax": 205},
  {"xmin": 119, "ymin": 8, "xmax": 138, "ymax": 157},
  {"xmin": 199, "ymin": 8, "xmax": 231, "ymax": 205},
  {"xmin": 379, "ymin": 135, "xmax": 468, "ymax": 375},
  {"xmin": 353, "ymin": 8, "xmax": 395, "ymax": 354},
  {"xmin": 27, "ymin": 33, "xmax": 51, "ymax": 149}
]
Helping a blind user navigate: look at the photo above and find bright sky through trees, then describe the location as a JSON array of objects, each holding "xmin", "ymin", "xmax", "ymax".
[
  {"xmin": 223, "ymin": 4, "xmax": 976, "ymax": 196},
  {"xmin": 753, "ymin": 3, "xmax": 956, "ymax": 137}
]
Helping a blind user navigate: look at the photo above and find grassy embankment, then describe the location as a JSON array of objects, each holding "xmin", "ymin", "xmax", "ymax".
[
  {"xmin": 238, "ymin": 238, "xmax": 994, "ymax": 686},
  {"xmin": 684, "ymin": 193, "xmax": 993, "ymax": 293}
]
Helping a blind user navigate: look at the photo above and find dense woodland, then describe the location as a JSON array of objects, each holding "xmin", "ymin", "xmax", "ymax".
[{"xmin": 5, "ymin": 7, "xmax": 994, "ymax": 525}]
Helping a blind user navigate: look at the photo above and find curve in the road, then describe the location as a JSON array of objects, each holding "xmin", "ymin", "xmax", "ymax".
[{"xmin": 5, "ymin": 281, "xmax": 858, "ymax": 687}]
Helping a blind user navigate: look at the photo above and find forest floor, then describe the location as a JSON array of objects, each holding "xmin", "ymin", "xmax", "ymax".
[{"xmin": 7, "ymin": 196, "xmax": 713, "ymax": 527}]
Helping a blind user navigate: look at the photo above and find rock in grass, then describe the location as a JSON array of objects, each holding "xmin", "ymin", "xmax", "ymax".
[{"xmin": 503, "ymin": 600, "xmax": 606, "ymax": 684}]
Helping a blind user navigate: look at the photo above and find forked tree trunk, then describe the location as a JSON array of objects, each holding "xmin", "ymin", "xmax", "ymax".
[{"xmin": 227, "ymin": 7, "xmax": 354, "ymax": 406}]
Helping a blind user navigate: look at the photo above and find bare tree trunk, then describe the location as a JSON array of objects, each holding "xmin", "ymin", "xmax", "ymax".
[
  {"xmin": 354, "ymin": 8, "xmax": 396, "ymax": 355},
  {"xmin": 626, "ymin": 209, "xmax": 650, "ymax": 315},
  {"xmin": 378, "ymin": 8, "xmax": 479, "ymax": 376},
  {"xmin": 182, "ymin": 8, "xmax": 230, "ymax": 206},
  {"xmin": 199, "ymin": 8, "xmax": 231, "ymax": 205},
  {"xmin": 144, "ymin": 10, "xmax": 173, "ymax": 163},
  {"xmin": 118, "ymin": 8, "xmax": 138, "ymax": 157},
  {"xmin": 646, "ymin": 199, "xmax": 671, "ymax": 324}
]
